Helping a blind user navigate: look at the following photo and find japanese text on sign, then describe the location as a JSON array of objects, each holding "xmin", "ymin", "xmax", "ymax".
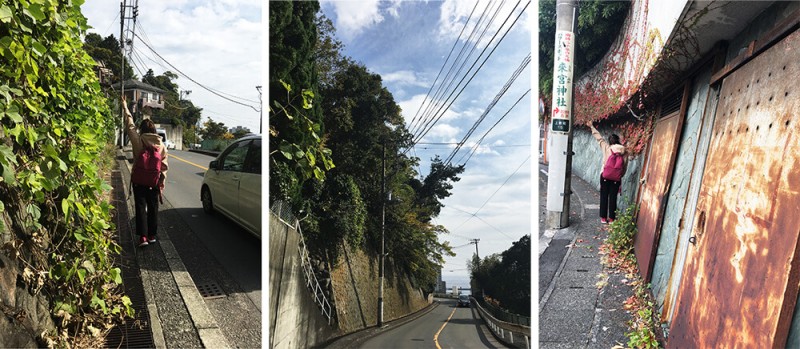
[{"xmin": 551, "ymin": 30, "xmax": 574, "ymax": 134}]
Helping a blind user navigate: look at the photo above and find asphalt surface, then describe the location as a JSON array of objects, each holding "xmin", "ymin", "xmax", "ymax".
[
  {"xmin": 358, "ymin": 298, "xmax": 506, "ymax": 349},
  {"xmin": 115, "ymin": 147, "xmax": 262, "ymax": 347},
  {"xmin": 158, "ymin": 149, "xmax": 262, "ymax": 347}
]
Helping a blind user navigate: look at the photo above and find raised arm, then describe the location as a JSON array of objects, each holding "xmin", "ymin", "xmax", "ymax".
[
  {"xmin": 121, "ymin": 96, "xmax": 138, "ymax": 143},
  {"xmin": 589, "ymin": 123, "xmax": 608, "ymax": 149}
]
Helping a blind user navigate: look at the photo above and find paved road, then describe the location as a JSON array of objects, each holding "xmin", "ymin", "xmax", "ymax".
[
  {"xmin": 358, "ymin": 298, "xmax": 506, "ymax": 349},
  {"xmin": 160, "ymin": 149, "xmax": 262, "ymax": 347}
]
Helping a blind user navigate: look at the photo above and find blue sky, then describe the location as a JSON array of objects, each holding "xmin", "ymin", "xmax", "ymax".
[
  {"xmin": 81, "ymin": 0, "xmax": 262, "ymax": 134},
  {"xmin": 321, "ymin": 0, "xmax": 533, "ymax": 288}
]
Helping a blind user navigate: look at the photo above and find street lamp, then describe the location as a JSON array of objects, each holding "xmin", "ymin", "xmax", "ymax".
[{"xmin": 256, "ymin": 85, "xmax": 263, "ymax": 134}]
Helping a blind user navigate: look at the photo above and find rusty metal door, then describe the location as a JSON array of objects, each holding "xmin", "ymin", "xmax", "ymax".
[
  {"xmin": 668, "ymin": 28, "xmax": 800, "ymax": 347},
  {"xmin": 634, "ymin": 91, "xmax": 686, "ymax": 281}
]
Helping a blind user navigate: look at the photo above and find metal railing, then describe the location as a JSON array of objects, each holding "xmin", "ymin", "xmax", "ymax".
[
  {"xmin": 476, "ymin": 296, "xmax": 531, "ymax": 326},
  {"xmin": 271, "ymin": 201, "xmax": 334, "ymax": 325},
  {"xmin": 471, "ymin": 296, "xmax": 531, "ymax": 349}
]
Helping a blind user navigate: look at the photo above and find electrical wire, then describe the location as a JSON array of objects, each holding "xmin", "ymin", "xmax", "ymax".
[
  {"xmin": 459, "ymin": 89, "xmax": 530, "ymax": 166},
  {"xmin": 451, "ymin": 154, "xmax": 530, "ymax": 232},
  {"xmin": 406, "ymin": 0, "xmax": 480, "ymax": 135},
  {"xmin": 409, "ymin": 0, "xmax": 530, "ymax": 151},
  {"xmin": 132, "ymin": 32, "xmax": 260, "ymax": 112},
  {"xmin": 136, "ymin": 22, "xmax": 261, "ymax": 106},
  {"xmin": 410, "ymin": 0, "xmax": 505, "ymax": 137},
  {"xmin": 444, "ymin": 53, "xmax": 530, "ymax": 165}
]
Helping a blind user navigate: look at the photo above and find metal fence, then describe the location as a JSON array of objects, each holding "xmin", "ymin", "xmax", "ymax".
[
  {"xmin": 476, "ymin": 296, "xmax": 531, "ymax": 326},
  {"xmin": 271, "ymin": 201, "xmax": 334, "ymax": 325}
]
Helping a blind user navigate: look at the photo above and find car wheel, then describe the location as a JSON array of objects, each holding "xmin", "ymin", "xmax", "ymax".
[{"xmin": 201, "ymin": 186, "xmax": 214, "ymax": 214}]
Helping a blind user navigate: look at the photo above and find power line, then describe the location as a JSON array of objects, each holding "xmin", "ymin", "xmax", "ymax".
[
  {"xmin": 406, "ymin": 0, "xmax": 480, "ymax": 135},
  {"xmin": 459, "ymin": 89, "xmax": 531, "ymax": 166},
  {"xmin": 409, "ymin": 0, "xmax": 530, "ymax": 151},
  {"xmin": 135, "ymin": 22, "xmax": 261, "ymax": 106},
  {"xmin": 410, "ymin": 0, "xmax": 506, "ymax": 137},
  {"xmin": 132, "ymin": 32, "xmax": 260, "ymax": 112},
  {"xmin": 444, "ymin": 53, "xmax": 530, "ymax": 165},
  {"xmin": 408, "ymin": 0, "xmax": 497, "ymax": 136},
  {"xmin": 452, "ymin": 154, "xmax": 530, "ymax": 232}
]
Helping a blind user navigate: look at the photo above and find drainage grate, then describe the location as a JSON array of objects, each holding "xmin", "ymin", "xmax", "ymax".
[
  {"xmin": 196, "ymin": 282, "xmax": 226, "ymax": 299},
  {"xmin": 105, "ymin": 169, "xmax": 155, "ymax": 349}
]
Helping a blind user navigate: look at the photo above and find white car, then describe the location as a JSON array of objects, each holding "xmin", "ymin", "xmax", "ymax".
[
  {"xmin": 156, "ymin": 129, "xmax": 176, "ymax": 149},
  {"xmin": 200, "ymin": 135, "xmax": 261, "ymax": 237}
]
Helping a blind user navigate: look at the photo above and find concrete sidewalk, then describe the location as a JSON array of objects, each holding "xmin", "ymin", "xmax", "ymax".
[
  {"xmin": 539, "ymin": 166, "xmax": 634, "ymax": 348},
  {"xmin": 116, "ymin": 148, "xmax": 230, "ymax": 348}
]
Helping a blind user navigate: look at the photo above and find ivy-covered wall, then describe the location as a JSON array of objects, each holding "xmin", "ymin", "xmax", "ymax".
[{"xmin": 571, "ymin": 125, "xmax": 643, "ymax": 211}]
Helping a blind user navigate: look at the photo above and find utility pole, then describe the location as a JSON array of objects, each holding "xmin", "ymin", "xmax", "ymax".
[
  {"xmin": 119, "ymin": 0, "xmax": 138, "ymax": 147},
  {"xmin": 470, "ymin": 238, "xmax": 480, "ymax": 259},
  {"xmin": 378, "ymin": 142, "xmax": 386, "ymax": 327},
  {"xmin": 546, "ymin": 0, "xmax": 578, "ymax": 229}
]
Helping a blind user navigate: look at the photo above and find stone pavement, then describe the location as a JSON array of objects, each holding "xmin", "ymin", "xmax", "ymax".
[
  {"xmin": 116, "ymin": 148, "xmax": 230, "ymax": 348},
  {"xmin": 539, "ymin": 162, "xmax": 635, "ymax": 348}
]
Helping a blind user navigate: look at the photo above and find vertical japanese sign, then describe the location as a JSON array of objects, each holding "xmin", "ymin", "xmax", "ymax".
[
  {"xmin": 550, "ymin": 30, "xmax": 574, "ymax": 133},
  {"xmin": 546, "ymin": 29, "xmax": 575, "ymax": 213}
]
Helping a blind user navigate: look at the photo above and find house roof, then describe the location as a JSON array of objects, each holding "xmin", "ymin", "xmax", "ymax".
[{"xmin": 110, "ymin": 79, "xmax": 167, "ymax": 94}]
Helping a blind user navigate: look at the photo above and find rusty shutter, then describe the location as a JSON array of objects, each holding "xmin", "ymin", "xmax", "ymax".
[
  {"xmin": 634, "ymin": 87, "xmax": 688, "ymax": 281},
  {"xmin": 668, "ymin": 28, "xmax": 800, "ymax": 347}
]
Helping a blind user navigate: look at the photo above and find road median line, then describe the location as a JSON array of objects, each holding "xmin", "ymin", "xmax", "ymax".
[
  {"xmin": 170, "ymin": 154, "xmax": 209, "ymax": 171},
  {"xmin": 434, "ymin": 306, "xmax": 457, "ymax": 349}
]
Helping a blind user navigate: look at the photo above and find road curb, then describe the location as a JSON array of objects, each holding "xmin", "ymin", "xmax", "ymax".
[
  {"xmin": 322, "ymin": 300, "xmax": 441, "ymax": 349},
  {"xmin": 117, "ymin": 149, "xmax": 230, "ymax": 348}
]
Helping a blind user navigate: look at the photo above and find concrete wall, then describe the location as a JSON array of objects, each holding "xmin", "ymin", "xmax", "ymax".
[
  {"xmin": 154, "ymin": 123, "xmax": 184, "ymax": 151},
  {"xmin": 330, "ymin": 245, "xmax": 428, "ymax": 334},
  {"xmin": 571, "ymin": 127, "xmax": 643, "ymax": 210},
  {"xmin": 269, "ymin": 213, "xmax": 335, "ymax": 349}
]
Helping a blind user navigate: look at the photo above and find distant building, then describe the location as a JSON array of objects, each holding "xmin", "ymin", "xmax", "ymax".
[
  {"xmin": 434, "ymin": 269, "xmax": 446, "ymax": 293},
  {"xmin": 111, "ymin": 80, "xmax": 183, "ymax": 150},
  {"xmin": 111, "ymin": 79, "xmax": 166, "ymax": 120}
]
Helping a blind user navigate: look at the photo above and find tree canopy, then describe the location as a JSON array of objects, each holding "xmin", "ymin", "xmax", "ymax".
[
  {"xmin": 269, "ymin": 1, "xmax": 464, "ymax": 292},
  {"xmin": 469, "ymin": 235, "xmax": 531, "ymax": 315},
  {"xmin": 83, "ymin": 33, "xmax": 135, "ymax": 83}
]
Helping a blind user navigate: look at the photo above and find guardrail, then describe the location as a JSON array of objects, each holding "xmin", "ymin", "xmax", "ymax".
[
  {"xmin": 271, "ymin": 201, "xmax": 334, "ymax": 325},
  {"xmin": 471, "ymin": 296, "xmax": 531, "ymax": 349},
  {"xmin": 476, "ymin": 297, "xmax": 531, "ymax": 326}
]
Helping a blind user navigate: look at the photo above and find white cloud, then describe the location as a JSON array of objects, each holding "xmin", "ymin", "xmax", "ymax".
[
  {"xmin": 427, "ymin": 123, "xmax": 460, "ymax": 140},
  {"xmin": 386, "ymin": 0, "xmax": 403, "ymax": 18},
  {"xmin": 438, "ymin": 0, "xmax": 530, "ymax": 48},
  {"xmin": 82, "ymin": 1, "xmax": 262, "ymax": 132},
  {"xmin": 380, "ymin": 70, "xmax": 428, "ymax": 87},
  {"xmin": 327, "ymin": 0, "xmax": 385, "ymax": 40}
]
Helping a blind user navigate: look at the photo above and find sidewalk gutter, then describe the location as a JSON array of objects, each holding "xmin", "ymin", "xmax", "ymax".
[
  {"xmin": 117, "ymin": 149, "xmax": 230, "ymax": 348},
  {"xmin": 539, "ymin": 172, "xmax": 632, "ymax": 348}
]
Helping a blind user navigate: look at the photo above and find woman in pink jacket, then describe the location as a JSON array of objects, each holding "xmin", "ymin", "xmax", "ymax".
[
  {"xmin": 122, "ymin": 97, "xmax": 169, "ymax": 246},
  {"xmin": 589, "ymin": 123, "xmax": 626, "ymax": 224}
]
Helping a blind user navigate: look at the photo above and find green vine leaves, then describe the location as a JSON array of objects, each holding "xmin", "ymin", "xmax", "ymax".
[
  {"xmin": 1, "ymin": 0, "xmax": 132, "ymax": 344},
  {"xmin": 270, "ymin": 79, "xmax": 335, "ymax": 182}
]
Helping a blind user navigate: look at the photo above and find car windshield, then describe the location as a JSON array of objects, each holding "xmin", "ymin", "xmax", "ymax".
[{"xmin": 459, "ymin": 295, "xmax": 468, "ymax": 301}]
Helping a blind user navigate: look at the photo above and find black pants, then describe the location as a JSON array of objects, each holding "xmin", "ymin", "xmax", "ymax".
[
  {"xmin": 599, "ymin": 176, "xmax": 621, "ymax": 219},
  {"xmin": 133, "ymin": 184, "xmax": 159, "ymax": 237}
]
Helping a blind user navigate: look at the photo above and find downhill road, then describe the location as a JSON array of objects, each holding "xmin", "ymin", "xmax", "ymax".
[{"xmin": 358, "ymin": 298, "xmax": 506, "ymax": 349}]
